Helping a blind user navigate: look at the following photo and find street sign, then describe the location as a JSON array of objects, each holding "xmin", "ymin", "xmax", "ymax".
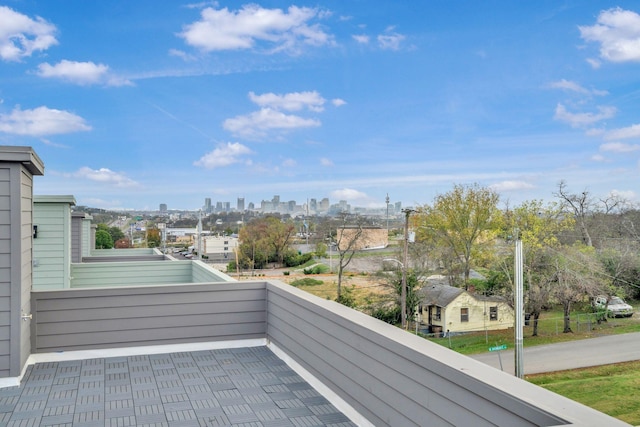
[{"xmin": 489, "ymin": 344, "xmax": 507, "ymax": 352}]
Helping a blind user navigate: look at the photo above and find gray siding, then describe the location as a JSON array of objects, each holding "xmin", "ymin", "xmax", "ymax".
[
  {"xmin": 28, "ymin": 279, "xmax": 625, "ymax": 426},
  {"xmin": 0, "ymin": 168, "xmax": 10, "ymax": 377},
  {"xmin": 17, "ymin": 169, "xmax": 34, "ymax": 375},
  {"xmin": 70, "ymin": 213, "xmax": 83, "ymax": 263},
  {"xmin": 265, "ymin": 281, "xmax": 569, "ymax": 427},
  {"xmin": 31, "ymin": 282, "xmax": 266, "ymax": 353}
]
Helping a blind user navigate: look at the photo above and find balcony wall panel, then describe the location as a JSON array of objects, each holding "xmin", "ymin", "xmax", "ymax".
[{"xmin": 31, "ymin": 282, "xmax": 267, "ymax": 353}]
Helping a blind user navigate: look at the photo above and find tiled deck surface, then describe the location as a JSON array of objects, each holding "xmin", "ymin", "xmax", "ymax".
[{"xmin": 0, "ymin": 347, "xmax": 357, "ymax": 427}]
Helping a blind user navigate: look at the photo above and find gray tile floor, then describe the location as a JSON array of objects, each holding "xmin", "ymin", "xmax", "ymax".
[{"xmin": 0, "ymin": 347, "xmax": 357, "ymax": 427}]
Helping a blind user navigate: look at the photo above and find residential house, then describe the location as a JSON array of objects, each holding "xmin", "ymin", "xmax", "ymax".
[{"xmin": 421, "ymin": 284, "xmax": 515, "ymax": 335}]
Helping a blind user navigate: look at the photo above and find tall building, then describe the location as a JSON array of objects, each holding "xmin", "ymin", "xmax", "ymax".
[
  {"xmin": 159, "ymin": 203, "xmax": 167, "ymax": 213},
  {"xmin": 237, "ymin": 197, "xmax": 245, "ymax": 211},
  {"xmin": 204, "ymin": 198, "xmax": 212, "ymax": 214},
  {"xmin": 215, "ymin": 201, "xmax": 223, "ymax": 212}
]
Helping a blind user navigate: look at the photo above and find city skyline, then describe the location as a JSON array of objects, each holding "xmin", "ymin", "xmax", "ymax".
[{"xmin": 2, "ymin": 2, "xmax": 640, "ymax": 210}]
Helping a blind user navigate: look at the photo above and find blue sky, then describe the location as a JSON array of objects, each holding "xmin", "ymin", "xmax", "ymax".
[{"xmin": 1, "ymin": 1, "xmax": 640, "ymax": 211}]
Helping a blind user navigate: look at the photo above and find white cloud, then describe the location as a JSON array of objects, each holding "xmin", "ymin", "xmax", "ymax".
[
  {"xmin": 579, "ymin": 8, "xmax": 640, "ymax": 62},
  {"xmin": 489, "ymin": 181, "xmax": 535, "ymax": 192},
  {"xmin": 553, "ymin": 103, "xmax": 616, "ymax": 128},
  {"xmin": 194, "ymin": 142, "xmax": 253, "ymax": 169},
  {"xmin": 604, "ymin": 124, "xmax": 640, "ymax": 141},
  {"xmin": 223, "ymin": 108, "xmax": 320, "ymax": 139},
  {"xmin": 0, "ymin": 6, "xmax": 57, "ymax": 62},
  {"xmin": 600, "ymin": 142, "xmax": 640, "ymax": 153},
  {"xmin": 377, "ymin": 31, "xmax": 405, "ymax": 50},
  {"xmin": 332, "ymin": 98, "xmax": 346, "ymax": 107},
  {"xmin": 36, "ymin": 60, "xmax": 131, "ymax": 86},
  {"xmin": 179, "ymin": 4, "xmax": 333, "ymax": 55},
  {"xmin": 168, "ymin": 48, "xmax": 196, "ymax": 61},
  {"xmin": 249, "ymin": 91, "xmax": 326, "ymax": 112},
  {"xmin": 330, "ymin": 188, "xmax": 370, "ymax": 202},
  {"xmin": 352, "ymin": 34, "xmax": 369, "ymax": 44},
  {"xmin": 591, "ymin": 154, "xmax": 608, "ymax": 162},
  {"xmin": 282, "ymin": 158, "xmax": 296, "ymax": 167},
  {"xmin": 71, "ymin": 167, "xmax": 139, "ymax": 188},
  {"xmin": 586, "ymin": 58, "xmax": 601, "ymax": 69},
  {"xmin": 609, "ymin": 189, "xmax": 637, "ymax": 202},
  {"xmin": 320, "ymin": 157, "xmax": 333, "ymax": 166},
  {"xmin": 0, "ymin": 106, "xmax": 91, "ymax": 136},
  {"xmin": 547, "ymin": 79, "xmax": 608, "ymax": 96}
]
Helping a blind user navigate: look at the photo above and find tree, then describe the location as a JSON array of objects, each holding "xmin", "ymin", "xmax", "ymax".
[
  {"xmin": 108, "ymin": 226, "xmax": 125, "ymax": 243},
  {"xmin": 417, "ymin": 183, "xmax": 502, "ymax": 289},
  {"xmin": 503, "ymin": 200, "xmax": 575, "ymax": 336},
  {"xmin": 146, "ymin": 227, "xmax": 161, "ymax": 248},
  {"xmin": 378, "ymin": 269, "xmax": 423, "ymax": 327},
  {"xmin": 334, "ymin": 213, "xmax": 365, "ymax": 302},
  {"xmin": 551, "ymin": 245, "xmax": 603, "ymax": 333},
  {"xmin": 95, "ymin": 229, "xmax": 113, "ymax": 249},
  {"xmin": 236, "ymin": 216, "xmax": 295, "ymax": 269},
  {"xmin": 555, "ymin": 181, "xmax": 595, "ymax": 247}
]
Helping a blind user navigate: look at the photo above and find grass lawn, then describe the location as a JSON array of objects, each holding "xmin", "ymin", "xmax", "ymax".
[
  {"xmin": 527, "ymin": 361, "xmax": 640, "ymax": 425},
  {"xmin": 427, "ymin": 308, "xmax": 640, "ymax": 355}
]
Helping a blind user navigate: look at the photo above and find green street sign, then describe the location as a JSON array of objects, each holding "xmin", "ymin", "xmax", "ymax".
[{"xmin": 489, "ymin": 344, "xmax": 507, "ymax": 352}]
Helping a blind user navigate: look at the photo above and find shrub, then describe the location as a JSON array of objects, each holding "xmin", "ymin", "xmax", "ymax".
[
  {"xmin": 290, "ymin": 278, "xmax": 324, "ymax": 287},
  {"xmin": 371, "ymin": 306, "xmax": 401, "ymax": 324},
  {"xmin": 303, "ymin": 264, "xmax": 329, "ymax": 275},
  {"xmin": 283, "ymin": 271, "xmax": 290, "ymax": 276}
]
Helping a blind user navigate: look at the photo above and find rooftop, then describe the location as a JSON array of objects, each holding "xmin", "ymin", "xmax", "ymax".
[{"xmin": 0, "ymin": 346, "xmax": 354, "ymax": 426}]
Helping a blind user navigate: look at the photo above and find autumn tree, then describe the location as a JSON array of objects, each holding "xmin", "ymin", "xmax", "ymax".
[
  {"xmin": 146, "ymin": 227, "xmax": 161, "ymax": 248},
  {"xmin": 416, "ymin": 183, "xmax": 502, "ymax": 289},
  {"xmin": 237, "ymin": 216, "xmax": 295, "ymax": 269}
]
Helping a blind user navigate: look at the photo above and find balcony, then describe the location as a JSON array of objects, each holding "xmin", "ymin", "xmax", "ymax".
[{"xmin": 17, "ymin": 279, "xmax": 626, "ymax": 426}]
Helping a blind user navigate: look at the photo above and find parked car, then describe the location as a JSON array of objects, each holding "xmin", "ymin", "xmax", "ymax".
[{"xmin": 593, "ymin": 295, "xmax": 634, "ymax": 318}]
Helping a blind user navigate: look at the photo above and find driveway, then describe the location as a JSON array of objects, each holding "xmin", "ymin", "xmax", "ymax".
[{"xmin": 471, "ymin": 332, "xmax": 640, "ymax": 375}]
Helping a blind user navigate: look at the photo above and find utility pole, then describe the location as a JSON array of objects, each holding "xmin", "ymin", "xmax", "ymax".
[
  {"xmin": 385, "ymin": 193, "xmax": 390, "ymax": 232},
  {"xmin": 401, "ymin": 208, "xmax": 415, "ymax": 329},
  {"xmin": 514, "ymin": 236, "xmax": 524, "ymax": 378}
]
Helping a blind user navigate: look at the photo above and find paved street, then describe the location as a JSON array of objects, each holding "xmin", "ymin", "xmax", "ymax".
[{"xmin": 471, "ymin": 332, "xmax": 640, "ymax": 375}]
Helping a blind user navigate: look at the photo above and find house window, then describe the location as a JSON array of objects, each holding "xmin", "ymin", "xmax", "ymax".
[
  {"xmin": 434, "ymin": 307, "xmax": 441, "ymax": 321},
  {"xmin": 224, "ymin": 241, "xmax": 228, "ymax": 244},
  {"xmin": 460, "ymin": 308, "xmax": 469, "ymax": 322},
  {"xmin": 490, "ymin": 306, "xmax": 498, "ymax": 321},
  {"xmin": 224, "ymin": 247, "xmax": 228, "ymax": 251}
]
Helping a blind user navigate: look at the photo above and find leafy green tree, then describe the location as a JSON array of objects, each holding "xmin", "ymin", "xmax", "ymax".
[
  {"xmin": 417, "ymin": 183, "xmax": 502, "ymax": 289},
  {"xmin": 95, "ymin": 229, "xmax": 113, "ymax": 249},
  {"xmin": 108, "ymin": 226, "xmax": 125, "ymax": 243}
]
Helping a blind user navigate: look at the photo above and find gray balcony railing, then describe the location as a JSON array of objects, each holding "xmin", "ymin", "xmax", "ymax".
[{"xmin": 30, "ymin": 280, "xmax": 627, "ymax": 427}]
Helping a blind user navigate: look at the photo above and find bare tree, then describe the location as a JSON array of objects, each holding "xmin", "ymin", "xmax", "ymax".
[
  {"xmin": 334, "ymin": 214, "xmax": 365, "ymax": 303},
  {"xmin": 551, "ymin": 246, "xmax": 603, "ymax": 333},
  {"xmin": 554, "ymin": 180, "xmax": 594, "ymax": 247}
]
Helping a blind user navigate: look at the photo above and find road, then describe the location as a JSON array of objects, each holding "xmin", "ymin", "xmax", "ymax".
[{"xmin": 471, "ymin": 332, "xmax": 640, "ymax": 375}]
